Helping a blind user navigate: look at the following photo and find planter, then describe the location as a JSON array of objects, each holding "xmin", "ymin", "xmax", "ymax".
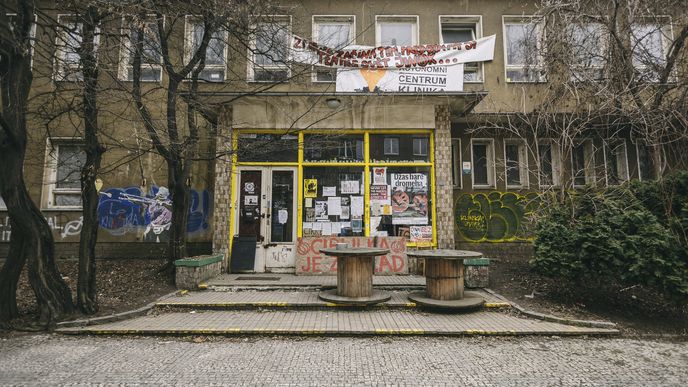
[
  {"xmin": 464, "ymin": 258, "xmax": 490, "ymax": 288},
  {"xmin": 174, "ymin": 254, "xmax": 223, "ymax": 290}
]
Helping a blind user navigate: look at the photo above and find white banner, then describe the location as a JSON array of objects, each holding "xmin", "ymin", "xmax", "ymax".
[
  {"xmin": 336, "ymin": 65, "xmax": 464, "ymax": 92},
  {"xmin": 290, "ymin": 35, "xmax": 496, "ymax": 69}
]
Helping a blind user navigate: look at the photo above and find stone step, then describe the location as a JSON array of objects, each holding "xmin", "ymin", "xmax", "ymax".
[{"xmin": 57, "ymin": 309, "xmax": 620, "ymax": 337}]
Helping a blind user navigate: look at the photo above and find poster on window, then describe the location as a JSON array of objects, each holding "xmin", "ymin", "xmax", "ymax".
[
  {"xmin": 372, "ymin": 167, "xmax": 387, "ymax": 185},
  {"xmin": 390, "ymin": 173, "xmax": 429, "ymax": 225}
]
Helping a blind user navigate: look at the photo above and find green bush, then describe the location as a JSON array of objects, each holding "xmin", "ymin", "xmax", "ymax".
[{"xmin": 531, "ymin": 173, "xmax": 688, "ymax": 303}]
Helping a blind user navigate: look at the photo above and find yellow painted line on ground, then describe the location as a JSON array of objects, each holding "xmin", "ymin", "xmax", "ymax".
[
  {"xmin": 197, "ymin": 283, "xmax": 208, "ymax": 290},
  {"xmin": 484, "ymin": 302, "xmax": 511, "ymax": 308},
  {"xmin": 374, "ymin": 329, "xmax": 425, "ymax": 335},
  {"xmin": 179, "ymin": 290, "xmax": 189, "ymax": 295}
]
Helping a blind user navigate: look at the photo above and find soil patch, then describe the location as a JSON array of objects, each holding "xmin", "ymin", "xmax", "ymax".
[
  {"xmin": 13, "ymin": 259, "xmax": 175, "ymax": 324},
  {"xmin": 489, "ymin": 259, "xmax": 688, "ymax": 336}
]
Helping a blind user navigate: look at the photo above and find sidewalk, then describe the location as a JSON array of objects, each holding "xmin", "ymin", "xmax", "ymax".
[{"xmin": 56, "ymin": 276, "xmax": 620, "ymax": 337}]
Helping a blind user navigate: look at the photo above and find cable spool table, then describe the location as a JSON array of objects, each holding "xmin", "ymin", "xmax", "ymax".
[
  {"xmin": 318, "ymin": 247, "xmax": 391, "ymax": 306},
  {"xmin": 406, "ymin": 249, "xmax": 485, "ymax": 311}
]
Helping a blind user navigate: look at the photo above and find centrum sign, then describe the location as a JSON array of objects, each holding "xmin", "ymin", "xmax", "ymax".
[{"xmin": 289, "ymin": 34, "xmax": 495, "ymax": 92}]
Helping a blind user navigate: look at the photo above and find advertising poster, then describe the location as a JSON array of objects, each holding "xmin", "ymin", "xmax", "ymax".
[
  {"xmin": 314, "ymin": 201, "xmax": 328, "ymax": 220},
  {"xmin": 372, "ymin": 167, "xmax": 387, "ymax": 185},
  {"xmin": 390, "ymin": 173, "xmax": 429, "ymax": 225},
  {"xmin": 410, "ymin": 225, "xmax": 433, "ymax": 243},
  {"xmin": 304, "ymin": 179, "xmax": 318, "ymax": 198}
]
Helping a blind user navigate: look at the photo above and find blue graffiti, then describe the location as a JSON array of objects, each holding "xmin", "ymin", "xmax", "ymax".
[{"xmin": 97, "ymin": 186, "xmax": 211, "ymax": 237}]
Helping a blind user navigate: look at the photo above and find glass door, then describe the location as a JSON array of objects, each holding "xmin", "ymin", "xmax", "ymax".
[{"xmin": 264, "ymin": 168, "xmax": 297, "ymax": 272}]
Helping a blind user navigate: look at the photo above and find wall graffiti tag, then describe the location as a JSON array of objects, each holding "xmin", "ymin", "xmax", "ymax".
[{"xmin": 455, "ymin": 191, "xmax": 540, "ymax": 242}]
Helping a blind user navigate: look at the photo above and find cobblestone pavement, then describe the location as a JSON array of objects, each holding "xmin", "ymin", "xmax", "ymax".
[{"xmin": 0, "ymin": 334, "xmax": 686, "ymax": 386}]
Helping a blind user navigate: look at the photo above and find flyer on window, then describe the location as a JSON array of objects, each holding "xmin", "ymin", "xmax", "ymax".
[{"xmin": 390, "ymin": 173, "xmax": 429, "ymax": 225}]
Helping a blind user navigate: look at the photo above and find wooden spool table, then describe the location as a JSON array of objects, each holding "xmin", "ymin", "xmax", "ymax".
[
  {"xmin": 318, "ymin": 247, "xmax": 391, "ymax": 306},
  {"xmin": 406, "ymin": 249, "xmax": 485, "ymax": 311}
]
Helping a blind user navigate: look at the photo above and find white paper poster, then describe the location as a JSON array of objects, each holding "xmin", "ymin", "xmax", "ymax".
[
  {"xmin": 315, "ymin": 201, "xmax": 328, "ymax": 220},
  {"xmin": 323, "ymin": 186, "xmax": 336, "ymax": 196},
  {"xmin": 322, "ymin": 222, "xmax": 332, "ymax": 236},
  {"xmin": 340, "ymin": 180, "xmax": 359, "ymax": 194},
  {"xmin": 278, "ymin": 209, "xmax": 289, "ymax": 224},
  {"xmin": 351, "ymin": 196, "xmax": 364, "ymax": 217},
  {"xmin": 327, "ymin": 197, "xmax": 342, "ymax": 216},
  {"xmin": 372, "ymin": 167, "xmax": 387, "ymax": 185},
  {"xmin": 390, "ymin": 173, "xmax": 429, "ymax": 225}
]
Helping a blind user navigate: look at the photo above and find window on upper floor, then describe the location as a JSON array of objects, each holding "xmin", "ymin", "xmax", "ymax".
[
  {"xmin": 54, "ymin": 14, "xmax": 100, "ymax": 82},
  {"xmin": 504, "ymin": 139, "xmax": 529, "ymax": 189},
  {"xmin": 250, "ymin": 17, "xmax": 290, "ymax": 82},
  {"xmin": 376, "ymin": 16, "xmax": 418, "ymax": 46},
  {"xmin": 538, "ymin": 140, "xmax": 561, "ymax": 188},
  {"xmin": 383, "ymin": 137, "xmax": 400, "ymax": 156},
  {"xmin": 119, "ymin": 15, "xmax": 163, "ymax": 82},
  {"xmin": 312, "ymin": 16, "xmax": 354, "ymax": 83},
  {"xmin": 471, "ymin": 139, "xmax": 495, "ymax": 189},
  {"xmin": 567, "ymin": 22, "xmax": 606, "ymax": 82},
  {"xmin": 503, "ymin": 16, "xmax": 545, "ymax": 82},
  {"xmin": 571, "ymin": 139, "xmax": 596, "ymax": 187},
  {"xmin": 604, "ymin": 139, "xmax": 629, "ymax": 186},
  {"xmin": 440, "ymin": 16, "xmax": 483, "ymax": 82},
  {"xmin": 185, "ymin": 16, "xmax": 227, "ymax": 82},
  {"xmin": 631, "ymin": 20, "xmax": 672, "ymax": 82},
  {"xmin": 44, "ymin": 139, "xmax": 86, "ymax": 209}
]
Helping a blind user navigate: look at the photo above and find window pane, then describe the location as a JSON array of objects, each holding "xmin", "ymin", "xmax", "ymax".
[
  {"xmin": 256, "ymin": 23, "xmax": 288, "ymax": 65},
  {"xmin": 270, "ymin": 171, "xmax": 294, "ymax": 243},
  {"xmin": 569, "ymin": 23, "xmax": 605, "ymax": 68},
  {"xmin": 413, "ymin": 138, "xmax": 428, "ymax": 156},
  {"xmin": 441, "ymin": 27, "xmax": 474, "ymax": 43},
  {"xmin": 317, "ymin": 24, "xmax": 350, "ymax": 49},
  {"xmin": 572, "ymin": 143, "xmax": 587, "ymax": 186},
  {"xmin": 370, "ymin": 134, "xmax": 429, "ymax": 162},
  {"xmin": 129, "ymin": 21, "xmax": 161, "ymax": 65},
  {"xmin": 538, "ymin": 143, "xmax": 554, "ymax": 186},
  {"xmin": 237, "ymin": 134, "xmax": 298, "ymax": 162},
  {"xmin": 56, "ymin": 145, "xmax": 85, "ymax": 189},
  {"xmin": 304, "ymin": 134, "xmax": 363, "ymax": 162},
  {"xmin": 638, "ymin": 145, "xmax": 656, "ymax": 180},
  {"xmin": 379, "ymin": 22, "xmax": 413, "ymax": 46},
  {"xmin": 632, "ymin": 24, "xmax": 665, "ymax": 67},
  {"xmin": 505, "ymin": 23, "xmax": 538, "ymax": 66},
  {"xmin": 505, "ymin": 143, "xmax": 521, "ymax": 186},
  {"xmin": 302, "ymin": 167, "xmax": 364, "ymax": 236},
  {"xmin": 191, "ymin": 22, "xmax": 226, "ymax": 65},
  {"xmin": 473, "ymin": 143, "xmax": 488, "ymax": 185}
]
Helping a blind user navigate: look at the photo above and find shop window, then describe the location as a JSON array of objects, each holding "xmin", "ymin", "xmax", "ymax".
[
  {"xmin": 631, "ymin": 21, "xmax": 672, "ymax": 82},
  {"xmin": 54, "ymin": 14, "xmax": 100, "ymax": 82},
  {"xmin": 571, "ymin": 139, "xmax": 596, "ymax": 187},
  {"xmin": 413, "ymin": 137, "xmax": 428, "ymax": 156},
  {"xmin": 471, "ymin": 139, "xmax": 495, "ymax": 188},
  {"xmin": 451, "ymin": 138, "xmax": 461, "ymax": 188},
  {"xmin": 45, "ymin": 140, "xmax": 86, "ymax": 208},
  {"xmin": 312, "ymin": 16, "xmax": 354, "ymax": 82},
  {"xmin": 237, "ymin": 133, "xmax": 298, "ymax": 162},
  {"xmin": 250, "ymin": 18, "xmax": 290, "ymax": 82},
  {"xmin": 604, "ymin": 140, "xmax": 629, "ymax": 186},
  {"xmin": 304, "ymin": 134, "xmax": 363, "ymax": 162},
  {"xmin": 503, "ymin": 16, "xmax": 545, "ymax": 82},
  {"xmin": 369, "ymin": 167, "xmax": 432, "ymax": 242},
  {"xmin": 567, "ymin": 23, "xmax": 606, "ymax": 82},
  {"xmin": 440, "ymin": 16, "xmax": 482, "ymax": 82},
  {"xmin": 302, "ymin": 167, "xmax": 365, "ymax": 237},
  {"xmin": 119, "ymin": 15, "xmax": 163, "ymax": 82},
  {"xmin": 538, "ymin": 140, "xmax": 561, "ymax": 187},
  {"xmin": 371, "ymin": 134, "xmax": 429, "ymax": 163},
  {"xmin": 376, "ymin": 16, "xmax": 418, "ymax": 46},
  {"xmin": 504, "ymin": 139, "xmax": 528, "ymax": 188},
  {"xmin": 185, "ymin": 16, "xmax": 227, "ymax": 82}
]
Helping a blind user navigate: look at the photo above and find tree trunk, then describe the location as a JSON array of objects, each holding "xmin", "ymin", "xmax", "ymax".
[
  {"xmin": 76, "ymin": 6, "xmax": 103, "ymax": 315},
  {"xmin": 0, "ymin": 148, "xmax": 74, "ymax": 325},
  {"xmin": 0, "ymin": 219, "xmax": 27, "ymax": 322},
  {"xmin": 167, "ymin": 161, "xmax": 190, "ymax": 269}
]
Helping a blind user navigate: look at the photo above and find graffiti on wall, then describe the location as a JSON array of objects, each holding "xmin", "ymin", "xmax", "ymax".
[
  {"xmin": 0, "ymin": 215, "xmax": 83, "ymax": 242},
  {"xmin": 455, "ymin": 192, "xmax": 540, "ymax": 243},
  {"xmin": 97, "ymin": 186, "xmax": 211, "ymax": 241},
  {"xmin": 296, "ymin": 236, "xmax": 407, "ymax": 275}
]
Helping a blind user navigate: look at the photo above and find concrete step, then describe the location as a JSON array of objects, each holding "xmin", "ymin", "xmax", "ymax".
[
  {"xmin": 57, "ymin": 309, "xmax": 620, "ymax": 337},
  {"xmin": 203, "ymin": 273, "xmax": 427, "ymax": 291},
  {"xmin": 156, "ymin": 289, "xmax": 511, "ymax": 311}
]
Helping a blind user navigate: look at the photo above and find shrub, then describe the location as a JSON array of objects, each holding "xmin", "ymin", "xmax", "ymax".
[{"xmin": 531, "ymin": 175, "xmax": 688, "ymax": 304}]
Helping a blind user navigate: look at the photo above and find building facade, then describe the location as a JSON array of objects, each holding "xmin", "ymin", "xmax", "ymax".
[{"xmin": 1, "ymin": 0, "xmax": 685, "ymax": 273}]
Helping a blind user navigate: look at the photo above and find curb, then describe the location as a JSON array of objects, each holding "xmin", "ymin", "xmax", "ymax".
[
  {"xmin": 55, "ymin": 291, "xmax": 181, "ymax": 329},
  {"xmin": 483, "ymin": 288, "xmax": 618, "ymax": 330}
]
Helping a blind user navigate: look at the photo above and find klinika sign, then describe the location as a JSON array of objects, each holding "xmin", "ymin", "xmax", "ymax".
[{"xmin": 290, "ymin": 35, "xmax": 496, "ymax": 92}]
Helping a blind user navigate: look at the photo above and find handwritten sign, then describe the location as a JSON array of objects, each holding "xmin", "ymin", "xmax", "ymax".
[{"xmin": 296, "ymin": 236, "xmax": 407, "ymax": 275}]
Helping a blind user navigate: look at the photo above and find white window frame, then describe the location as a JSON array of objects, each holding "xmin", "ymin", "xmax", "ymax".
[
  {"xmin": 54, "ymin": 14, "xmax": 101, "ymax": 82},
  {"xmin": 451, "ymin": 138, "xmax": 462, "ymax": 189},
  {"xmin": 6, "ymin": 13, "xmax": 37, "ymax": 69},
  {"xmin": 504, "ymin": 138, "xmax": 529, "ymax": 189},
  {"xmin": 630, "ymin": 17, "xmax": 674, "ymax": 82},
  {"xmin": 502, "ymin": 15, "xmax": 545, "ymax": 83},
  {"xmin": 375, "ymin": 15, "xmax": 419, "ymax": 46},
  {"xmin": 184, "ymin": 15, "xmax": 228, "ymax": 82},
  {"xmin": 413, "ymin": 137, "xmax": 429, "ymax": 156},
  {"xmin": 567, "ymin": 22, "xmax": 607, "ymax": 82},
  {"xmin": 635, "ymin": 142, "xmax": 662, "ymax": 181},
  {"xmin": 471, "ymin": 138, "xmax": 496, "ymax": 189},
  {"xmin": 439, "ymin": 15, "xmax": 483, "ymax": 83},
  {"xmin": 603, "ymin": 139, "xmax": 630, "ymax": 186},
  {"xmin": 537, "ymin": 139, "xmax": 562, "ymax": 188},
  {"xmin": 118, "ymin": 15, "xmax": 164, "ymax": 82},
  {"xmin": 43, "ymin": 138, "xmax": 85, "ymax": 210},
  {"xmin": 383, "ymin": 137, "xmax": 399, "ymax": 156},
  {"xmin": 248, "ymin": 15, "xmax": 292, "ymax": 83},
  {"xmin": 571, "ymin": 139, "xmax": 596, "ymax": 188},
  {"xmin": 311, "ymin": 15, "xmax": 355, "ymax": 83}
]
